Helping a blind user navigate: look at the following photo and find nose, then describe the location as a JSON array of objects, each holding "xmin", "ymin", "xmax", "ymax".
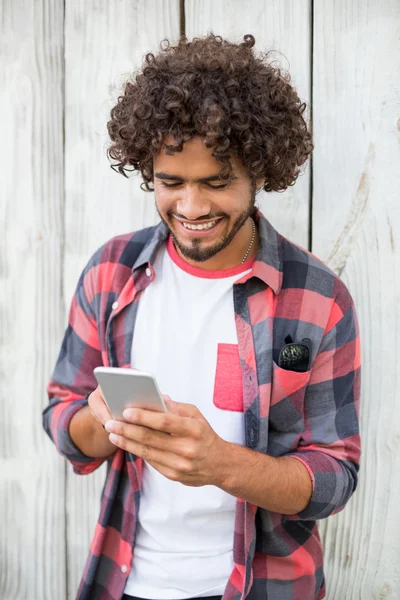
[{"xmin": 175, "ymin": 185, "xmax": 212, "ymax": 220}]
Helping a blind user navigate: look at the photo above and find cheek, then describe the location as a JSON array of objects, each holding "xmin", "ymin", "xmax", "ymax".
[
  {"xmin": 155, "ymin": 187, "xmax": 175, "ymax": 213},
  {"xmin": 219, "ymin": 194, "xmax": 246, "ymax": 217}
]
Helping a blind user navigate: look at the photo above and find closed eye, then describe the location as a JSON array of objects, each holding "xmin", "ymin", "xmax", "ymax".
[{"xmin": 160, "ymin": 181, "xmax": 228, "ymax": 190}]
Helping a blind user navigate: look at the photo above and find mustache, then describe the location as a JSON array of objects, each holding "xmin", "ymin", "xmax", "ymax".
[{"xmin": 168, "ymin": 211, "xmax": 227, "ymax": 221}]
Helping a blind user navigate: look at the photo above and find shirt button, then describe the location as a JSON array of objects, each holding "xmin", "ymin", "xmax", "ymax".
[
  {"xmin": 112, "ymin": 301, "xmax": 119, "ymax": 310},
  {"xmin": 121, "ymin": 564, "xmax": 128, "ymax": 573},
  {"xmin": 145, "ymin": 267, "xmax": 152, "ymax": 277}
]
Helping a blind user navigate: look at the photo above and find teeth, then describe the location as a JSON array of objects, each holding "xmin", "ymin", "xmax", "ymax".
[{"xmin": 182, "ymin": 220, "xmax": 217, "ymax": 230}]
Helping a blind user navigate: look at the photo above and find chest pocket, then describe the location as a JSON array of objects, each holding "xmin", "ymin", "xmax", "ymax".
[
  {"xmin": 213, "ymin": 343, "xmax": 244, "ymax": 412},
  {"xmin": 268, "ymin": 360, "xmax": 311, "ymax": 455}
]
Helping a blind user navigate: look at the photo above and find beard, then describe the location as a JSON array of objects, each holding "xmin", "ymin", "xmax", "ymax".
[{"xmin": 157, "ymin": 183, "xmax": 257, "ymax": 263}]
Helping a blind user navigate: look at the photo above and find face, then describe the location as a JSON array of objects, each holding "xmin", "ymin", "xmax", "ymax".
[{"xmin": 153, "ymin": 136, "xmax": 260, "ymax": 264}]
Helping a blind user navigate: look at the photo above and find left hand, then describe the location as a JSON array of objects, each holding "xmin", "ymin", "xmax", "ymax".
[{"xmin": 104, "ymin": 396, "xmax": 228, "ymax": 487}]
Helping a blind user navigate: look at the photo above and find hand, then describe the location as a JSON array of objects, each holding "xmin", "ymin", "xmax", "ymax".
[
  {"xmin": 69, "ymin": 386, "xmax": 117, "ymax": 459},
  {"xmin": 104, "ymin": 396, "xmax": 228, "ymax": 487},
  {"xmin": 87, "ymin": 385, "xmax": 112, "ymax": 428}
]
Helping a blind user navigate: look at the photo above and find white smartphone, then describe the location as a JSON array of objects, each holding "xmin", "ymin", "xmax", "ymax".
[{"xmin": 93, "ymin": 366, "xmax": 167, "ymax": 420}]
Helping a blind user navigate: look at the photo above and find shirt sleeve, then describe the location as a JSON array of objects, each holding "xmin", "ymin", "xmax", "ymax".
[
  {"xmin": 42, "ymin": 253, "xmax": 106, "ymax": 475},
  {"xmin": 285, "ymin": 295, "xmax": 362, "ymax": 520}
]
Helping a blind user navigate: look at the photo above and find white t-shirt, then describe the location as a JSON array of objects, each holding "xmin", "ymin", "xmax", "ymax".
[{"xmin": 124, "ymin": 237, "xmax": 254, "ymax": 599}]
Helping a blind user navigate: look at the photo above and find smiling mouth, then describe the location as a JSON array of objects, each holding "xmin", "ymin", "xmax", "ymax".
[
  {"xmin": 182, "ymin": 220, "xmax": 219, "ymax": 230},
  {"xmin": 173, "ymin": 216, "xmax": 224, "ymax": 232}
]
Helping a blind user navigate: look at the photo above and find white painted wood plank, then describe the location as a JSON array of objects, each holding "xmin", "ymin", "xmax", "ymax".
[
  {"xmin": 64, "ymin": 1, "xmax": 180, "ymax": 596},
  {"xmin": 0, "ymin": 1, "xmax": 66, "ymax": 599},
  {"xmin": 313, "ymin": 1, "xmax": 400, "ymax": 598},
  {"xmin": 185, "ymin": 0, "xmax": 311, "ymax": 248}
]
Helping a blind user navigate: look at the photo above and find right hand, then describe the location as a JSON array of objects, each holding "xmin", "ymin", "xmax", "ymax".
[{"xmin": 87, "ymin": 385, "xmax": 112, "ymax": 428}]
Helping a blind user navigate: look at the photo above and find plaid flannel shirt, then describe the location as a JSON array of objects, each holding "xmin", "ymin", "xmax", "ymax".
[{"xmin": 43, "ymin": 209, "xmax": 361, "ymax": 600}]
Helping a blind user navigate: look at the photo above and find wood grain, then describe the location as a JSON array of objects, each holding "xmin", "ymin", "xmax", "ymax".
[
  {"xmin": 1, "ymin": 1, "xmax": 400, "ymax": 598},
  {"xmin": 313, "ymin": 1, "xmax": 400, "ymax": 598},
  {"xmin": 185, "ymin": 0, "xmax": 312, "ymax": 248},
  {"xmin": 63, "ymin": 1, "xmax": 180, "ymax": 596},
  {"xmin": 0, "ymin": 0, "xmax": 66, "ymax": 598}
]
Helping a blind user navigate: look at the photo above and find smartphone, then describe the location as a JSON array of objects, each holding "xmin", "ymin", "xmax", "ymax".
[{"xmin": 93, "ymin": 366, "xmax": 167, "ymax": 420}]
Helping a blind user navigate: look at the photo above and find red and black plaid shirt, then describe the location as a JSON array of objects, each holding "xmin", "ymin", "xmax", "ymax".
[{"xmin": 43, "ymin": 210, "xmax": 361, "ymax": 600}]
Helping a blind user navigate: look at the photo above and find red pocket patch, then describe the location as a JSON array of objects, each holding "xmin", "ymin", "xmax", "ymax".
[{"xmin": 213, "ymin": 343, "xmax": 244, "ymax": 412}]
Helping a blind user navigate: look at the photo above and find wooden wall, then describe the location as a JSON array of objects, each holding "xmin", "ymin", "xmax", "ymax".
[{"xmin": 1, "ymin": 1, "xmax": 399, "ymax": 598}]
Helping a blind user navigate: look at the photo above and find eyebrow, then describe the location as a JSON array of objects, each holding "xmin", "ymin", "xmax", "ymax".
[{"xmin": 154, "ymin": 172, "xmax": 238, "ymax": 183}]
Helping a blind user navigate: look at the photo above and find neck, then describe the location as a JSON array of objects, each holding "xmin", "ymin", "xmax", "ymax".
[{"xmin": 174, "ymin": 217, "xmax": 259, "ymax": 271}]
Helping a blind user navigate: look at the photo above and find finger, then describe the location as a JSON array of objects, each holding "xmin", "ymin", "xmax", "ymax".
[
  {"xmin": 122, "ymin": 407, "xmax": 202, "ymax": 438},
  {"xmin": 163, "ymin": 396, "xmax": 200, "ymax": 418},
  {"xmin": 147, "ymin": 461, "xmax": 183, "ymax": 482},
  {"xmin": 108, "ymin": 434, "xmax": 191, "ymax": 473},
  {"xmin": 88, "ymin": 387, "xmax": 112, "ymax": 425},
  {"xmin": 105, "ymin": 421, "xmax": 170, "ymax": 447},
  {"xmin": 104, "ymin": 421, "xmax": 195, "ymax": 457}
]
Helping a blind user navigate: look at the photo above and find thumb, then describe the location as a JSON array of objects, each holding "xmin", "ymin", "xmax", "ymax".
[{"xmin": 163, "ymin": 395, "xmax": 200, "ymax": 418}]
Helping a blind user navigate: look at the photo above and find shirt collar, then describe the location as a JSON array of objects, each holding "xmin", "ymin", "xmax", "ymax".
[
  {"xmin": 132, "ymin": 209, "xmax": 283, "ymax": 295},
  {"xmin": 131, "ymin": 221, "xmax": 170, "ymax": 272},
  {"xmin": 251, "ymin": 209, "xmax": 283, "ymax": 294}
]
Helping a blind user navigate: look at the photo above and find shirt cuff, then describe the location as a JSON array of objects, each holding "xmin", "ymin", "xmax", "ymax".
[{"xmin": 289, "ymin": 454, "xmax": 316, "ymax": 491}]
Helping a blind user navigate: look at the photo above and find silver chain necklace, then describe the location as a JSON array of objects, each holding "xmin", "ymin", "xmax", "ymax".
[{"xmin": 241, "ymin": 217, "xmax": 256, "ymax": 264}]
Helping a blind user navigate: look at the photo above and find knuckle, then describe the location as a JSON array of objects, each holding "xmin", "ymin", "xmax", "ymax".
[
  {"xmin": 141, "ymin": 445, "xmax": 151, "ymax": 460},
  {"xmin": 139, "ymin": 428, "xmax": 151, "ymax": 444},
  {"xmin": 192, "ymin": 423, "xmax": 202, "ymax": 440},
  {"xmin": 169, "ymin": 470, "xmax": 180, "ymax": 481},
  {"xmin": 159, "ymin": 414, "xmax": 171, "ymax": 429},
  {"xmin": 178, "ymin": 459, "xmax": 192, "ymax": 473},
  {"xmin": 182, "ymin": 445, "xmax": 196, "ymax": 460},
  {"xmin": 88, "ymin": 387, "xmax": 110, "ymax": 420},
  {"xmin": 114, "ymin": 421, "xmax": 125, "ymax": 436},
  {"xmin": 131, "ymin": 409, "xmax": 141, "ymax": 424},
  {"xmin": 116, "ymin": 435, "xmax": 126, "ymax": 450}
]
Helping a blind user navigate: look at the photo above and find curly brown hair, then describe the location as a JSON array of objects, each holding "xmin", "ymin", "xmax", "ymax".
[{"xmin": 107, "ymin": 33, "xmax": 313, "ymax": 193}]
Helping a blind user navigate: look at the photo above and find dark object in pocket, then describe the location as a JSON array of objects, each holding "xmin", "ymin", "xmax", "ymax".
[{"xmin": 278, "ymin": 335, "xmax": 312, "ymax": 372}]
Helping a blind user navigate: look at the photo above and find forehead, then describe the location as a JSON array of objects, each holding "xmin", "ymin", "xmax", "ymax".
[{"xmin": 153, "ymin": 135, "xmax": 247, "ymax": 178}]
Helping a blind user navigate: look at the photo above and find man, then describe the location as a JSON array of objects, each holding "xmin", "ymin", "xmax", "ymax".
[{"xmin": 43, "ymin": 34, "xmax": 361, "ymax": 600}]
